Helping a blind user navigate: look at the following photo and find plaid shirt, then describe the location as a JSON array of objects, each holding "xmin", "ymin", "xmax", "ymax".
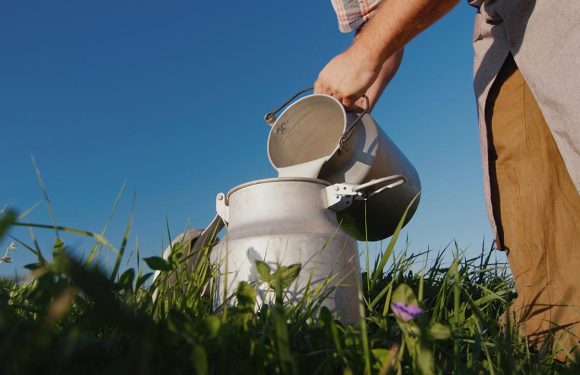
[{"xmin": 330, "ymin": 0, "xmax": 382, "ymax": 33}]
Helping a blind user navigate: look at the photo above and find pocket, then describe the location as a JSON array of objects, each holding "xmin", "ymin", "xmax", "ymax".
[{"xmin": 492, "ymin": 164, "xmax": 533, "ymax": 278}]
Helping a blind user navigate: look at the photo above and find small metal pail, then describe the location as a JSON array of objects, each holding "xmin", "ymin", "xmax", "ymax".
[{"xmin": 264, "ymin": 89, "xmax": 421, "ymax": 241}]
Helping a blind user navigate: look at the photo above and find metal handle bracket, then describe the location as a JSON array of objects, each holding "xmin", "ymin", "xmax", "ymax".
[
  {"xmin": 325, "ymin": 175, "xmax": 407, "ymax": 212},
  {"xmin": 216, "ymin": 193, "xmax": 230, "ymax": 224}
]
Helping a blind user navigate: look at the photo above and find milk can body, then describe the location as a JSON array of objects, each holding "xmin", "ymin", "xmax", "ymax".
[
  {"xmin": 326, "ymin": 114, "xmax": 421, "ymax": 240},
  {"xmin": 211, "ymin": 178, "xmax": 361, "ymax": 322}
]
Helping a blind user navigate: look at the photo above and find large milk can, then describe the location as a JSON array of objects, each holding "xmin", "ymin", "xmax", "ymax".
[
  {"xmin": 265, "ymin": 89, "xmax": 421, "ymax": 241},
  {"xmin": 209, "ymin": 176, "xmax": 406, "ymax": 322}
]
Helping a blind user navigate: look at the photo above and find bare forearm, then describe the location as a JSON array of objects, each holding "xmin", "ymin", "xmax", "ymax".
[
  {"xmin": 353, "ymin": 0, "xmax": 460, "ymax": 67},
  {"xmin": 365, "ymin": 47, "xmax": 403, "ymax": 111},
  {"xmin": 315, "ymin": 0, "xmax": 459, "ymax": 108}
]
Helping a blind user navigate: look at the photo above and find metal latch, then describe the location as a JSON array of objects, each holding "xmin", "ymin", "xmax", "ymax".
[
  {"xmin": 325, "ymin": 183, "xmax": 362, "ymax": 212},
  {"xmin": 325, "ymin": 175, "xmax": 407, "ymax": 212}
]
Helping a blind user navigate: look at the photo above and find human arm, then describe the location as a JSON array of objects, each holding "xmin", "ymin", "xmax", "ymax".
[
  {"xmin": 314, "ymin": 0, "xmax": 460, "ymax": 110},
  {"xmin": 363, "ymin": 47, "xmax": 403, "ymax": 111}
]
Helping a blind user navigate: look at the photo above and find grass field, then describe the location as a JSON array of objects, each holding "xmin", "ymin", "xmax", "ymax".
[{"xmin": 0, "ymin": 204, "xmax": 577, "ymax": 374}]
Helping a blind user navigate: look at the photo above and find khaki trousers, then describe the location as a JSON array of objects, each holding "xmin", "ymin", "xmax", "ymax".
[{"xmin": 486, "ymin": 55, "xmax": 580, "ymax": 360}]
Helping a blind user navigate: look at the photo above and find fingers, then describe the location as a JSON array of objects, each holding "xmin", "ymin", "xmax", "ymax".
[
  {"xmin": 314, "ymin": 79, "xmax": 361, "ymax": 111},
  {"xmin": 343, "ymin": 96, "xmax": 367, "ymax": 112},
  {"xmin": 342, "ymin": 96, "xmax": 359, "ymax": 111},
  {"xmin": 313, "ymin": 78, "xmax": 324, "ymax": 95}
]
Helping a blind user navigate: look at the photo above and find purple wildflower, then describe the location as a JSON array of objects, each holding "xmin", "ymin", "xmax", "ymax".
[{"xmin": 390, "ymin": 302, "xmax": 423, "ymax": 322}]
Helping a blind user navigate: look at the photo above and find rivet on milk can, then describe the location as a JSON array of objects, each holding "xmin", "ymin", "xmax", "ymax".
[{"xmin": 264, "ymin": 88, "xmax": 421, "ymax": 241}]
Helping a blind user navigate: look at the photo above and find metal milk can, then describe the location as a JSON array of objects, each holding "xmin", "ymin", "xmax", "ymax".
[
  {"xmin": 264, "ymin": 89, "xmax": 421, "ymax": 241},
  {"xmin": 209, "ymin": 176, "xmax": 406, "ymax": 322}
]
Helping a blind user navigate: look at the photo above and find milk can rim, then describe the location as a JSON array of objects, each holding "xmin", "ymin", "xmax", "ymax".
[
  {"xmin": 227, "ymin": 177, "xmax": 331, "ymax": 198},
  {"xmin": 266, "ymin": 93, "xmax": 346, "ymax": 169}
]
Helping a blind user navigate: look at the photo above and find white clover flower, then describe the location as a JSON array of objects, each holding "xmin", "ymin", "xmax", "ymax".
[{"xmin": 0, "ymin": 242, "xmax": 17, "ymax": 264}]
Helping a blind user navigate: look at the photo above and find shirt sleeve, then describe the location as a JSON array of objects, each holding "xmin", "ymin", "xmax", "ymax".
[{"xmin": 330, "ymin": 0, "xmax": 383, "ymax": 33}]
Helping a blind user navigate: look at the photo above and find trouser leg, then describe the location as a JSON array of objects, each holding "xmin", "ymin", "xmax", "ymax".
[{"xmin": 486, "ymin": 54, "xmax": 580, "ymax": 359}]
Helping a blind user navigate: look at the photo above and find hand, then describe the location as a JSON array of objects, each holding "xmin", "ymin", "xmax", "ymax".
[{"xmin": 314, "ymin": 46, "xmax": 382, "ymax": 110}]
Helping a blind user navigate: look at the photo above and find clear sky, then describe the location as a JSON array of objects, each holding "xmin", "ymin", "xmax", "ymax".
[{"xmin": 0, "ymin": 1, "xmax": 502, "ymax": 277}]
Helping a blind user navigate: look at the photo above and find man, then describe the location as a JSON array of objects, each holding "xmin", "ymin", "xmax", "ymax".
[{"xmin": 315, "ymin": 0, "xmax": 580, "ymax": 360}]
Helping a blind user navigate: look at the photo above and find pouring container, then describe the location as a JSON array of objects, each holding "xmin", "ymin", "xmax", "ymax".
[
  {"xmin": 210, "ymin": 176, "xmax": 405, "ymax": 322},
  {"xmin": 264, "ymin": 89, "xmax": 421, "ymax": 241}
]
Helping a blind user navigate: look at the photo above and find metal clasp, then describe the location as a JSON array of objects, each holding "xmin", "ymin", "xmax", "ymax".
[{"xmin": 325, "ymin": 175, "xmax": 407, "ymax": 212}]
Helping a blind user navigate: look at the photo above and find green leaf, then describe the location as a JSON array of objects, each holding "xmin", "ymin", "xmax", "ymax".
[
  {"xmin": 52, "ymin": 237, "xmax": 65, "ymax": 257},
  {"xmin": 255, "ymin": 260, "xmax": 271, "ymax": 282},
  {"xmin": 144, "ymin": 256, "xmax": 172, "ymax": 271},
  {"xmin": 428, "ymin": 323, "xmax": 451, "ymax": 340},
  {"xmin": 273, "ymin": 307, "xmax": 294, "ymax": 374},
  {"xmin": 118, "ymin": 268, "xmax": 136, "ymax": 291},
  {"xmin": 51, "ymin": 240, "xmax": 69, "ymax": 273},
  {"xmin": 24, "ymin": 262, "xmax": 43, "ymax": 271},
  {"xmin": 391, "ymin": 283, "xmax": 419, "ymax": 306},
  {"xmin": 203, "ymin": 316, "xmax": 221, "ymax": 339},
  {"xmin": 372, "ymin": 348, "xmax": 397, "ymax": 372},
  {"xmin": 136, "ymin": 272, "xmax": 153, "ymax": 290},
  {"xmin": 280, "ymin": 264, "xmax": 301, "ymax": 288},
  {"xmin": 269, "ymin": 263, "xmax": 301, "ymax": 291},
  {"xmin": 319, "ymin": 306, "xmax": 332, "ymax": 326},
  {"xmin": 415, "ymin": 344, "xmax": 435, "ymax": 375},
  {"xmin": 236, "ymin": 281, "xmax": 256, "ymax": 312},
  {"xmin": 372, "ymin": 348, "xmax": 391, "ymax": 362},
  {"xmin": 192, "ymin": 345, "xmax": 208, "ymax": 375}
]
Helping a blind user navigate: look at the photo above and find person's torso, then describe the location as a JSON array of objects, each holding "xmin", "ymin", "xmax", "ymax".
[{"xmin": 471, "ymin": 0, "xmax": 580, "ymax": 192}]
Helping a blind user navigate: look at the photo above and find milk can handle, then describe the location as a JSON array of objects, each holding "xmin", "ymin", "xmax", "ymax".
[
  {"xmin": 263, "ymin": 87, "xmax": 370, "ymax": 136},
  {"xmin": 338, "ymin": 95, "xmax": 369, "ymax": 152},
  {"xmin": 353, "ymin": 175, "xmax": 406, "ymax": 199},
  {"xmin": 325, "ymin": 175, "xmax": 406, "ymax": 212},
  {"xmin": 264, "ymin": 87, "xmax": 314, "ymax": 126}
]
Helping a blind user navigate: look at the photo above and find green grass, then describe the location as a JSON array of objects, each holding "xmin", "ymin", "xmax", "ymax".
[{"xmin": 0, "ymin": 205, "xmax": 577, "ymax": 374}]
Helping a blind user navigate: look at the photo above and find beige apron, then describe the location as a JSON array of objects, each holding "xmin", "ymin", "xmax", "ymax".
[{"xmin": 469, "ymin": 0, "xmax": 580, "ymax": 236}]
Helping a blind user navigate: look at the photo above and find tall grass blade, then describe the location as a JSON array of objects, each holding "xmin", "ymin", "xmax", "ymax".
[
  {"xmin": 30, "ymin": 155, "xmax": 60, "ymax": 239},
  {"xmin": 86, "ymin": 181, "xmax": 126, "ymax": 264},
  {"xmin": 110, "ymin": 204, "xmax": 133, "ymax": 281},
  {"xmin": 370, "ymin": 193, "xmax": 419, "ymax": 290},
  {"xmin": 14, "ymin": 222, "xmax": 118, "ymax": 255}
]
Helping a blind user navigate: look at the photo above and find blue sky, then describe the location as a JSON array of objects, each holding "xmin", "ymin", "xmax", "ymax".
[{"xmin": 0, "ymin": 1, "xmax": 501, "ymax": 276}]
